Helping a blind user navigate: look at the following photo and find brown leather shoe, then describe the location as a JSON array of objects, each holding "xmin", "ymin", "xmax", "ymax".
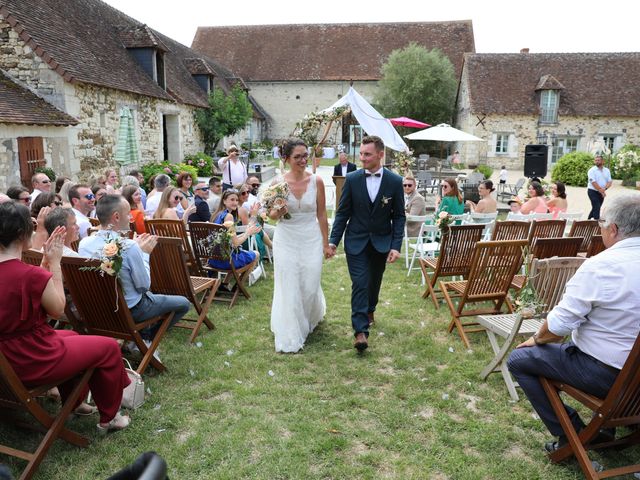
[
  {"xmin": 354, "ymin": 333, "xmax": 368, "ymax": 352},
  {"xmin": 367, "ymin": 312, "xmax": 375, "ymax": 326}
]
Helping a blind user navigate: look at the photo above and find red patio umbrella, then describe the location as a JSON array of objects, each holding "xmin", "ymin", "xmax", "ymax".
[{"xmin": 389, "ymin": 116, "xmax": 431, "ymax": 129}]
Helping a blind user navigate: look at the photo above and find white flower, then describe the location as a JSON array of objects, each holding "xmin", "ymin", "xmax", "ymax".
[{"xmin": 439, "ymin": 211, "xmax": 449, "ymax": 219}]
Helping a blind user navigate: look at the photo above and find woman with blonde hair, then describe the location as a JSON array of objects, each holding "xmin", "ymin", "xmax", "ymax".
[
  {"xmin": 104, "ymin": 169, "xmax": 118, "ymax": 194},
  {"xmin": 153, "ymin": 186, "xmax": 194, "ymax": 222}
]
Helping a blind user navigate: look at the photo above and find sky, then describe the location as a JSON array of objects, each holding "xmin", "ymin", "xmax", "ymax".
[{"xmin": 102, "ymin": 0, "xmax": 637, "ymax": 53}]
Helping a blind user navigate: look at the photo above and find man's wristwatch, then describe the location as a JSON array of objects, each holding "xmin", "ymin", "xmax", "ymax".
[{"xmin": 532, "ymin": 332, "xmax": 541, "ymax": 345}]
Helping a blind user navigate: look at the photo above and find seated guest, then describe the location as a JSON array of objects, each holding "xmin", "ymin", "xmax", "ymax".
[
  {"xmin": 153, "ymin": 186, "xmax": 194, "ymax": 222},
  {"xmin": 508, "ymin": 191, "xmax": 640, "ymax": 453},
  {"xmin": 104, "ymin": 168, "xmax": 119, "ymax": 194},
  {"xmin": 333, "ymin": 152, "xmax": 356, "ymax": 178},
  {"xmin": 122, "ymin": 185, "xmax": 146, "ymax": 235},
  {"xmin": 508, "ymin": 197, "xmax": 522, "ymax": 214},
  {"xmin": 242, "ymin": 176, "xmax": 261, "ymax": 211},
  {"xmin": 176, "ymin": 172, "xmax": 195, "ymax": 218},
  {"xmin": 546, "ymin": 181, "xmax": 568, "ymax": 219},
  {"xmin": 519, "ymin": 181, "xmax": 548, "ymax": 214},
  {"xmin": 43, "ymin": 207, "xmax": 81, "ymax": 257},
  {"xmin": 79, "ymin": 195, "xmax": 190, "ymax": 345},
  {"xmin": 55, "ymin": 176, "xmax": 70, "ymax": 194},
  {"xmin": 403, "ymin": 176, "xmax": 426, "ymax": 237},
  {"xmin": 206, "ymin": 177, "xmax": 222, "ymax": 213},
  {"xmin": 68, "ymin": 184, "xmax": 95, "ymax": 239},
  {"xmin": 7, "ymin": 185, "xmax": 32, "ymax": 207},
  {"xmin": 188, "ymin": 182, "xmax": 212, "ymax": 223},
  {"xmin": 435, "ymin": 177, "xmax": 464, "ymax": 215},
  {"xmin": 128, "ymin": 169, "xmax": 147, "ymax": 209},
  {"xmin": 144, "ymin": 174, "xmax": 170, "ymax": 218},
  {"xmin": 466, "ymin": 180, "xmax": 497, "ymax": 214},
  {"xmin": 91, "ymin": 184, "xmax": 107, "ymax": 203},
  {"xmin": 30, "ymin": 192, "xmax": 62, "ymax": 218},
  {"xmin": 30, "ymin": 172, "xmax": 52, "ymax": 201},
  {"xmin": 0, "ymin": 193, "xmax": 10, "ymax": 204},
  {"xmin": 210, "ymin": 190, "xmax": 261, "ymax": 271},
  {"xmin": 0, "ymin": 202, "xmax": 131, "ymax": 432},
  {"xmin": 58, "ymin": 181, "xmax": 76, "ymax": 208}
]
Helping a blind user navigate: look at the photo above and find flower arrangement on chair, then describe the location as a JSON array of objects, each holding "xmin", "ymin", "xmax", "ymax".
[
  {"xmin": 434, "ymin": 211, "xmax": 454, "ymax": 235},
  {"xmin": 514, "ymin": 246, "xmax": 546, "ymax": 318},
  {"xmin": 81, "ymin": 232, "xmax": 127, "ymax": 277},
  {"xmin": 197, "ymin": 221, "xmax": 237, "ymax": 260}
]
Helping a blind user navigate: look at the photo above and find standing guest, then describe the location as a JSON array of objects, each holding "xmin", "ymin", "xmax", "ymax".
[
  {"xmin": 43, "ymin": 207, "xmax": 81, "ymax": 257},
  {"xmin": 7, "ymin": 185, "xmax": 31, "ymax": 206},
  {"xmin": 68, "ymin": 184, "xmax": 95, "ymax": 239},
  {"xmin": 206, "ymin": 177, "xmax": 222, "ymax": 213},
  {"xmin": 188, "ymin": 182, "xmax": 211, "ymax": 223},
  {"xmin": 79, "ymin": 195, "xmax": 190, "ymax": 347},
  {"xmin": 587, "ymin": 154, "xmax": 612, "ymax": 220},
  {"xmin": 451, "ymin": 150, "xmax": 461, "ymax": 165},
  {"xmin": 546, "ymin": 181, "xmax": 568, "ymax": 219},
  {"xmin": 519, "ymin": 181, "xmax": 548, "ymax": 214},
  {"xmin": 332, "ymin": 152, "xmax": 357, "ymax": 178},
  {"xmin": 435, "ymin": 178, "xmax": 464, "ymax": 215},
  {"xmin": 508, "ymin": 191, "xmax": 640, "ymax": 453},
  {"xmin": 218, "ymin": 145, "xmax": 247, "ymax": 190},
  {"xmin": 30, "ymin": 172, "xmax": 52, "ymax": 201},
  {"xmin": 0, "ymin": 202, "xmax": 131, "ymax": 432},
  {"xmin": 153, "ymin": 187, "xmax": 194, "ymax": 222},
  {"xmin": 122, "ymin": 185, "xmax": 145, "ymax": 235},
  {"xmin": 31, "ymin": 192, "xmax": 62, "ymax": 218},
  {"xmin": 104, "ymin": 169, "xmax": 119, "ymax": 194},
  {"xmin": 403, "ymin": 176, "xmax": 426, "ymax": 237},
  {"xmin": 128, "ymin": 169, "xmax": 147, "ymax": 209},
  {"xmin": 55, "ymin": 176, "xmax": 70, "ymax": 194},
  {"xmin": 144, "ymin": 174, "xmax": 170, "ymax": 218},
  {"xmin": 499, "ymin": 166, "xmax": 508, "ymax": 184},
  {"xmin": 466, "ymin": 180, "xmax": 497, "ymax": 213}
]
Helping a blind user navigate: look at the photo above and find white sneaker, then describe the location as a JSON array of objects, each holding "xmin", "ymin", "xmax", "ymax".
[{"xmin": 143, "ymin": 339, "xmax": 161, "ymax": 363}]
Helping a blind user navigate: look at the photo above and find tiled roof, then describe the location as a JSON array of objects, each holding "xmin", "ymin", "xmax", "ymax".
[
  {"xmin": 0, "ymin": 71, "xmax": 78, "ymax": 125},
  {"xmin": 464, "ymin": 52, "xmax": 640, "ymax": 116},
  {"xmin": 191, "ymin": 21, "xmax": 475, "ymax": 82},
  {"xmin": 0, "ymin": 0, "xmax": 250, "ymax": 108}
]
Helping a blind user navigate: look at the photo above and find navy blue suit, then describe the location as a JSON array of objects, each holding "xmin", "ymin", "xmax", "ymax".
[
  {"xmin": 333, "ymin": 162, "xmax": 357, "ymax": 177},
  {"xmin": 188, "ymin": 196, "xmax": 211, "ymax": 223},
  {"xmin": 329, "ymin": 168, "xmax": 405, "ymax": 336}
]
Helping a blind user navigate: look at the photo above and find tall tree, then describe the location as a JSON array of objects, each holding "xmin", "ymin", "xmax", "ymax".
[
  {"xmin": 375, "ymin": 43, "xmax": 457, "ymax": 126},
  {"xmin": 195, "ymin": 85, "xmax": 253, "ymax": 154}
]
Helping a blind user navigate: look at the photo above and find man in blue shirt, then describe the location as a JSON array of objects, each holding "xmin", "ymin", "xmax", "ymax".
[
  {"xmin": 79, "ymin": 194, "xmax": 190, "ymax": 342},
  {"xmin": 586, "ymin": 154, "xmax": 612, "ymax": 219}
]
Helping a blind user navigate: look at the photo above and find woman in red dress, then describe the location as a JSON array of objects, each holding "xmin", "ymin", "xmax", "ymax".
[{"xmin": 0, "ymin": 202, "xmax": 130, "ymax": 432}]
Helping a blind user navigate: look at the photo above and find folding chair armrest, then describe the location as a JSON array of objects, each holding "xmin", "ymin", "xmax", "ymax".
[{"xmin": 546, "ymin": 379, "xmax": 604, "ymax": 411}]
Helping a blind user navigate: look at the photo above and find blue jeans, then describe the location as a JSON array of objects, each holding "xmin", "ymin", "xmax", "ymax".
[
  {"xmin": 129, "ymin": 292, "xmax": 190, "ymax": 341},
  {"xmin": 507, "ymin": 342, "xmax": 619, "ymax": 436}
]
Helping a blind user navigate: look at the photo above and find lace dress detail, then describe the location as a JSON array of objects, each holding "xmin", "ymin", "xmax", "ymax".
[{"xmin": 270, "ymin": 174, "xmax": 326, "ymax": 352}]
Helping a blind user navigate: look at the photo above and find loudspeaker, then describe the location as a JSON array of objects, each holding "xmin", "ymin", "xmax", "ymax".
[{"xmin": 524, "ymin": 144, "xmax": 548, "ymax": 178}]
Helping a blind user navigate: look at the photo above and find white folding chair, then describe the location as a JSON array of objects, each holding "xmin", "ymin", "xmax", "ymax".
[
  {"xmin": 557, "ymin": 211, "xmax": 583, "ymax": 235},
  {"xmin": 407, "ymin": 223, "xmax": 439, "ymax": 279},
  {"xmin": 506, "ymin": 212, "xmax": 534, "ymax": 222},
  {"xmin": 464, "ymin": 212, "xmax": 498, "ymax": 240},
  {"xmin": 236, "ymin": 225, "xmax": 267, "ymax": 280},
  {"xmin": 531, "ymin": 212, "xmax": 553, "ymax": 221},
  {"xmin": 404, "ymin": 214, "xmax": 429, "ymax": 268}
]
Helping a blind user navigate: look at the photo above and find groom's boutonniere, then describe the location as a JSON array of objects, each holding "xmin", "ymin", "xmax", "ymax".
[{"xmin": 381, "ymin": 196, "xmax": 391, "ymax": 208}]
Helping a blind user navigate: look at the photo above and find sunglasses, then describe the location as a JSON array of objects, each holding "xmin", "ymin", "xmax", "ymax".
[
  {"xmin": 174, "ymin": 195, "xmax": 184, "ymax": 201},
  {"xmin": 196, "ymin": 187, "xmax": 209, "ymax": 192},
  {"xmin": 403, "ymin": 184, "xmax": 413, "ymax": 187},
  {"xmin": 250, "ymin": 184, "xmax": 260, "ymax": 188},
  {"xmin": 240, "ymin": 191, "xmax": 249, "ymax": 196},
  {"xmin": 84, "ymin": 193, "xmax": 96, "ymax": 200},
  {"xmin": 441, "ymin": 184, "xmax": 450, "ymax": 189},
  {"xmin": 54, "ymin": 201, "xmax": 63, "ymax": 206},
  {"xmin": 18, "ymin": 197, "xmax": 31, "ymax": 203}
]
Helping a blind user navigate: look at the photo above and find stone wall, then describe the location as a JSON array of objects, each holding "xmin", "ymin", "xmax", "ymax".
[{"xmin": 247, "ymin": 80, "xmax": 379, "ymax": 141}]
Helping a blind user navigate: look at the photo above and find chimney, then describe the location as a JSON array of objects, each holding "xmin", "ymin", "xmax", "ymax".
[{"xmin": 520, "ymin": 48, "xmax": 530, "ymax": 54}]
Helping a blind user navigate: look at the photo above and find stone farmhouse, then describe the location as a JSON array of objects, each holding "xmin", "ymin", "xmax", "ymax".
[
  {"xmin": 191, "ymin": 21, "xmax": 475, "ymax": 152},
  {"xmin": 456, "ymin": 51, "xmax": 640, "ymax": 170},
  {"xmin": 0, "ymin": 0, "xmax": 265, "ymax": 190}
]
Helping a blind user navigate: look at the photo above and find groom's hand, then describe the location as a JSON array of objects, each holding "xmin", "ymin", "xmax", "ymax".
[
  {"xmin": 386, "ymin": 249, "xmax": 400, "ymax": 263},
  {"xmin": 325, "ymin": 243, "xmax": 337, "ymax": 259}
]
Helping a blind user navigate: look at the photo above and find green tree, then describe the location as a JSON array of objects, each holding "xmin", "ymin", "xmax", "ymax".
[
  {"xmin": 195, "ymin": 85, "xmax": 253, "ymax": 154},
  {"xmin": 375, "ymin": 43, "xmax": 457, "ymax": 127}
]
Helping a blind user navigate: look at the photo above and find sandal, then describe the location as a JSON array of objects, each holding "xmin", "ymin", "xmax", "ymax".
[
  {"xmin": 97, "ymin": 411, "xmax": 131, "ymax": 435},
  {"xmin": 74, "ymin": 402, "xmax": 98, "ymax": 416}
]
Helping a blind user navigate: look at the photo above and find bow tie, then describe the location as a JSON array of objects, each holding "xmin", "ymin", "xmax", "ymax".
[{"xmin": 365, "ymin": 172, "xmax": 381, "ymax": 178}]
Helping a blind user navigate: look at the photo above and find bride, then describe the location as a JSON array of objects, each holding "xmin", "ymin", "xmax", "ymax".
[{"xmin": 268, "ymin": 139, "xmax": 331, "ymax": 352}]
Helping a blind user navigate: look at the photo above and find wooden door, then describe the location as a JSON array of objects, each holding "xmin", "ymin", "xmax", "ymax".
[{"xmin": 18, "ymin": 137, "xmax": 45, "ymax": 188}]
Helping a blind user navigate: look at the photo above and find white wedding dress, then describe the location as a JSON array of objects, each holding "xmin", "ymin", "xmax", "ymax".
[{"xmin": 271, "ymin": 174, "xmax": 326, "ymax": 352}]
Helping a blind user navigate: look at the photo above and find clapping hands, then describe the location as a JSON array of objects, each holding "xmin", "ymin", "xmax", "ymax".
[
  {"xmin": 135, "ymin": 233, "xmax": 158, "ymax": 254},
  {"xmin": 42, "ymin": 225, "xmax": 66, "ymax": 268}
]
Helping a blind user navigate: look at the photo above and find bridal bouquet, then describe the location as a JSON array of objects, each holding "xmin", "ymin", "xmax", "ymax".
[{"xmin": 260, "ymin": 182, "xmax": 292, "ymax": 219}]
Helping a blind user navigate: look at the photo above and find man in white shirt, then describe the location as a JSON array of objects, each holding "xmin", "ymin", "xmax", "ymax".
[
  {"xmin": 218, "ymin": 145, "xmax": 247, "ymax": 190},
  {"xmin": 508, "ymin": 191, "xmax": 640, "ymax": 452},
  {"xmin": 30, "ymin": 172, "xmax": 52, "ymax": 201},
  {"xmin": 68, "ymin": 183, "xmax": 95, "ymax": 239},
  {"xmin": 144, "ymin": 174, "xmax": 170, "ymax": 218},
  {"xmin": 206, "ymin": 177, "xmax": 222, "ymax": 213},
  {"xmin": 242, "ymin": 176, "xmax": 261, "ymax": 211},
  {"xmin": 586, "ymin": 154, "xmax": 612, "ymax": 220}
]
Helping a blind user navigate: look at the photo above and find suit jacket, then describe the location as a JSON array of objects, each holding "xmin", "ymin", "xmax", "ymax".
[
  {"xmin": 405, "ymin": 191, "xmax": 427, "ymax": 237},
  {"xmin": 329, "ymin": 168, "xmax": 406, "ymax": 255},
  {"xmin": 333, "ymin": 162, "xmax": 357, "ymax": 177},
  {"xmin": 189, "ymin": 196, "xmax": 211, "ymax": 223}
]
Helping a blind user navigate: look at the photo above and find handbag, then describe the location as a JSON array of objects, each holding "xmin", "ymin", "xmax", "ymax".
[{"xmin": 121, "ymin": 358, "xmax": 145, "ymax": 409}]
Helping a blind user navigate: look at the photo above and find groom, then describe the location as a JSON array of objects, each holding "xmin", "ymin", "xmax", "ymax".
[{"xmin": 328, "ymin": 135, "xmax": 406, "ymax": 352}]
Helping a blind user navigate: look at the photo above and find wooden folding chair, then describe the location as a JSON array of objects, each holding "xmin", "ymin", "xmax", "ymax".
[
  {"xmin": 149, "ymin": 237, "xmax": 220, "ymax": 343},
  {"xmin": 440, "ymin": 239, "xmax": 527, "ymax": 348},
  {"xmin": 587, "ymin": 235, "xmax": 606, "ymax": 257},
  {"xmin": 528, "ymin": 219, "xmax": 566, "ymax": 244},
  {"xmin": 477, "ymin": 257, "xmax": 585, "ymax": 400},
  {"xmin": 531, "ymin": 236, "xmax": 583, "ymax": 260},
  {"xmin": 491, "ymin": 220, "xmax": 530, "ymax": 241},
  {"xmin": 418, "ymin": 224, "xmax": 485, "ymax": 309},
  {"xmin": 540, "ymin": 332, "xmax": 640, "ymax": 479},
  {"xmin": 144, "ymin": 219, "xmax": 201, "ymax": 275},
  {"xmin": 0, "ymin": 350, "xmax": 93, "ymax": 480},
  {"xmin": 60, "ymin": 257, "xmax": 173, "ymax": 374},
  {"xmin": 568, "ymin": 219, "xmax": 600, "ymax": 254},
  {"xmin": 189, "ymin": 222, "xmax": 254, "ymax": 308}
]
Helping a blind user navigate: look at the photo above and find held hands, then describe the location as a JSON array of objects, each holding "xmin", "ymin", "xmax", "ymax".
[
  {"xmin": 386, "ymin": 249, "xmax": 400, "ymax": 264},
  {"xmin": 324, "ymin": 243, "xmax": 336, "ymax": 259},
  {"xmin": 42, "ymin": 225, "xmax": 66, "ymax": 267},
  {"xmin": 136, "ymin": 233, "xmax": 158, "ymax": 254}
]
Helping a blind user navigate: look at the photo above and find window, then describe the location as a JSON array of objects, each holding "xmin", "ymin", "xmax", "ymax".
[
  {"xmin": 495, "ymin": 133, "xmax": 509, "ymax": 154},
  {"xmin": 539, "ymin": 90, "xmax": 558, "ymax": 124},
  {"xmin": 602, "ymin": 135, "xmax": 621, "ymax": 154},
  {"xmin": 155, "ymin": 51, "xmax": 165, "ymax": 90},
  {"xmin": 551, "ymin": 136, "xmax": 578, "ymax": 163}
]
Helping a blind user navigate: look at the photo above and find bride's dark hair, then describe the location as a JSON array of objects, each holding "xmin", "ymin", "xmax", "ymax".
[{"xmin": 279, "ymin": 139, "xmax": 307, "ymax": 159}]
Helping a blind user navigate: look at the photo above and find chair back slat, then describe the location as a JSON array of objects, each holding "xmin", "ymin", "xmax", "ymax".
[
  {"xmin": 149, "ymin": 237, "xmax": 197, "ymax": 305},
  {"xmin": 587, "ymin": 235, "xmax": 606, "ymax": 257},
  {"xmin": 491, "ymin": 220, "xmax": 530, "ymax": 241},
  {"xmin": 436, "ymin": 224, "xmax": 485, "ymax": 277},
  {"xmin": 21, "ymin": 249, "xmax": 43, "ymax": 266},
  {"xmin": 531, "ymin": 237, "xmax": 583, "ymax": 260},
  {"xmin": 145, "ymin": 219, "xmax": 200, "ymax": 274},
  {"xmin": 528, "ymin": 257, "xmax": 585, "ymax": 315},
  {"xmin": 61, "ymin": 257, "xmax": 135, "ymax": 336},
  {"xmin": 189, "ymin": 222, "xmax": 232, "ymax": 263},
  {"xmin": 528, "ymin": 219, "xmax": 566, "ymax": 244},
  {"xmin": 464, "ymin": 240, "xmax": 527, "ymax": 298},
  {"xmin": 567, "ymin": 219, "xmax": 599, "ymax": 253}
]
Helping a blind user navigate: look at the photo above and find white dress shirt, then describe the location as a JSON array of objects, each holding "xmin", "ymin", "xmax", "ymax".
[
  {"xmin": 547, "ymin": 236, "xmax": 640, "ymax": 369},
  {"xmin": 72, "ymin": 208, "xmax": 92, "ymax": 239},
  {"xmin": 365, "ymin": 167, "xmax": 384, "ymax": 203},
  {"xmin": 30, "ymin": 188, "xmax": 43, "ymax": 202},
  {"xmin": 218, "ymin": 157, "xmax": 248, "ymax": 186},
  {"xmin": 144, "ymin": 192, "xmax": 161, "ymax": 218},
  {"xmin": 341, "ymin": 165, "xmax": 348, "ymax": 176}
]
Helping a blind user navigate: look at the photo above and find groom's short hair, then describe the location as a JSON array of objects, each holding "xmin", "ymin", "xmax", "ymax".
[{"xmin": 362, "ymin": 135, "xmax": 384, "ymax": 152}]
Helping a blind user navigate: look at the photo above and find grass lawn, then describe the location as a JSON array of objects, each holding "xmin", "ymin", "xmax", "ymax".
[{"xmin": 2, "ymin": 254, "xmax": 637, "ymax": 479}]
